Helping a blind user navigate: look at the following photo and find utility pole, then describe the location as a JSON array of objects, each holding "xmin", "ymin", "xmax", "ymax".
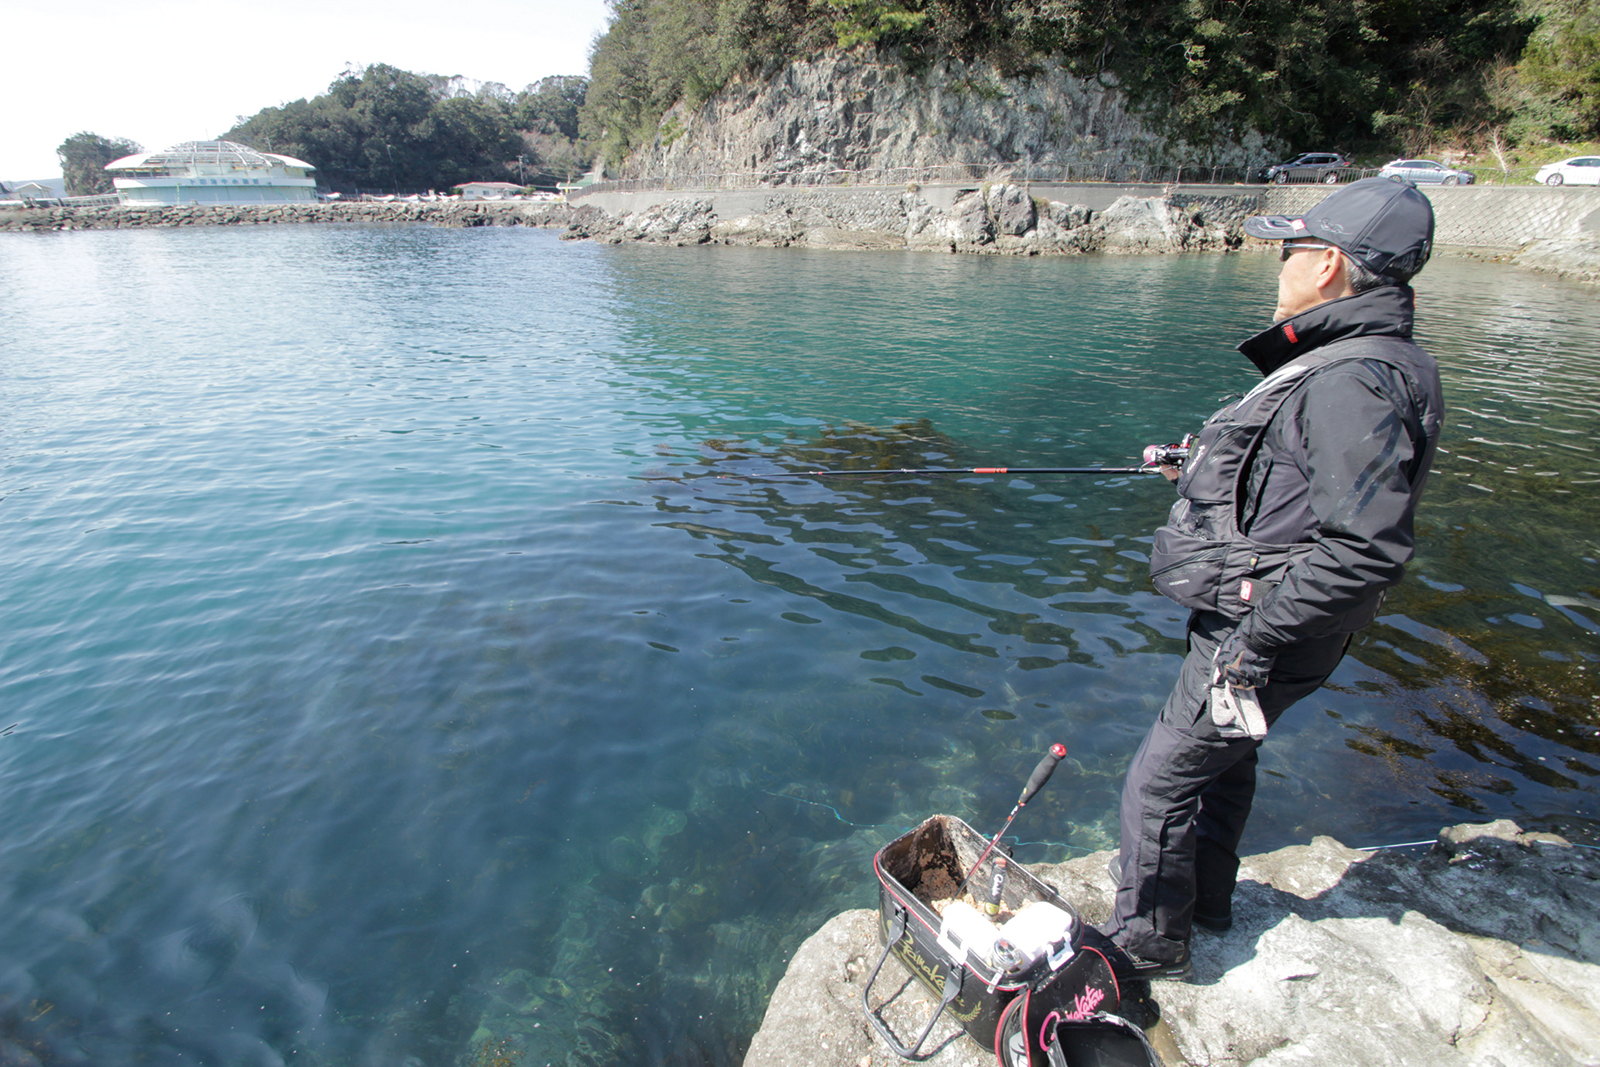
[
  {"xmin": 517, "ymin": 154, "xmax": 527, "ymax": 186},
  {"xmin": 386, "ymin": 143, "xmax": 395, "ymax": 196}
]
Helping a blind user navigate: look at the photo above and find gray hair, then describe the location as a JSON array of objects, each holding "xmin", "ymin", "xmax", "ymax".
[{"xmin": 1343, "ymin": 254, "xmax": 1396, "ymax": 293}]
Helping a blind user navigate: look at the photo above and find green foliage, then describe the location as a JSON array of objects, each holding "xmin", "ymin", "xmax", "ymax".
[
  {"xmin": 1514, "ymin": 1, "xmax": 1600, "ymax": 139},
  {"xmin": 825, "ymin": 0, "xmax": 928, "ymax": 49},
  {"xmin": 515, "ymin": 76, "xmax": 588, "ymax": 140},
  {"xmin": 225, "ymin": 64, "xmax": 588, "ymax": 193},
  {"xmin": 57, "ymin": 132, "xmax": 142, "ymax": 196},
  {"xmin": 578, "ymin": 0, "xmax": 1591, "ymax": 169},
  {"xmin": 582, "ymin": 0, "xmax": 766, "ymax": 165}
]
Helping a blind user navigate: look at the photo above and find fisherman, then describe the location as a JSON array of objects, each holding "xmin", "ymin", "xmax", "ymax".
[{"xmin": 1100, "ymin": 177, "xmax": 1444, "ymax": 980}]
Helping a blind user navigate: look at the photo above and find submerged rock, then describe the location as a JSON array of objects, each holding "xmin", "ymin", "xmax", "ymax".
[{"xmin": 743, "ymin": 820, "xmax": 1600, "ymax": 1067}]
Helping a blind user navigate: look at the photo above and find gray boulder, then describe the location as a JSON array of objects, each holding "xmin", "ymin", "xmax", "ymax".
[
  {"xmin": 986, "ymin": 183, "xmax": 1037, "ymax": 237},
  {"xmin": 743, "ymin": 821, "xmax": 1600, "ymax": 1067}
]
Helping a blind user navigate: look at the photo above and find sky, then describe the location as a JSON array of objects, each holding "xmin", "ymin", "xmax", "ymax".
[{"xmin": 0, "ymin": 0, "xmax": 613, "ymax": 182}]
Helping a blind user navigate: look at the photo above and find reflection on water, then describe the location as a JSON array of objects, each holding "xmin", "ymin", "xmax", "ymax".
[{"xmin": 0, "ymin": 229, "xmax": 1595, "ymax": 1066}]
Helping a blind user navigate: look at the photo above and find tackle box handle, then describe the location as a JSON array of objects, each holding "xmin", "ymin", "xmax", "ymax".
[{"xmin": 862, "ymin": 904, "xmax": 966, "ymax": 1060}]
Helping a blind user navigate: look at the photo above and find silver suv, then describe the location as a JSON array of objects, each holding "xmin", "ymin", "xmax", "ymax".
[{"xmin": 1258, "ymin": 153, "xmax": 1353, "ymax": 185}]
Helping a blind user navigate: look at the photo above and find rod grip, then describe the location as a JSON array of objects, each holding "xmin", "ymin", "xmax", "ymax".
[{"xmin": 1017, "ymin": 743, "xmax": 1067, "ymax": 807}]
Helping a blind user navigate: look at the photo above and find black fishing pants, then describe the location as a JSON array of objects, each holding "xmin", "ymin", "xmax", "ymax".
[{"xmin": 1103, "ymin": 611, "xmax": 1350, "ymax": 962}]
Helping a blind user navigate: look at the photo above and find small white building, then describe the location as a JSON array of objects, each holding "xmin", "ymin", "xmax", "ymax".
[
  {"xmin": 105, "ymin": 140, "xmax": 319, "ymax": 206},
  {"xmin": 12, "ymin": 181, "xmax": 57, "ymax": 200},
  {"xmin": 454, "ymin": 181, "xmax": 526, "ymax": 201}
]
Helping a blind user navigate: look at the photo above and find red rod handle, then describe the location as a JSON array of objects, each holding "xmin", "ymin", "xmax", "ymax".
[{"xmin": 1017, "ymin": 743, "xmax": 1067, "ymax": 807}]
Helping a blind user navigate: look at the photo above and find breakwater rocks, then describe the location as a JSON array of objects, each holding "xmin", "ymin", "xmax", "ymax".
[
  {"xmin": 560, "ymin": 184, "xmax": 1256, "ymax": 255},
  {"xmin": 0, "ymin": 200, "xmax": 573, "ymax": 233},
  {"xmin": 745, "ymin": 820, "xmax": 1600, "ymax": 1067}
]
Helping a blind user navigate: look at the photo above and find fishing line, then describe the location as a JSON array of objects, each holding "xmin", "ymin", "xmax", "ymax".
[
  {"xmin": 763, "ymin": 790, "xmax": 898, "ymax": 830},
  {"xmin": 1359, "ymin": 838, "xmax": 1600, "ymax": 853}
]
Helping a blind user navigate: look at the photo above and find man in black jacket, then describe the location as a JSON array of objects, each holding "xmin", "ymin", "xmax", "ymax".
[{"xmin": 1100, "ymin": 178, "xmax": 1444, "ymax": 980}]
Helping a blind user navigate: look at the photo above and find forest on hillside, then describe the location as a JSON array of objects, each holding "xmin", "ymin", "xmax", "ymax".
[
  {"xmin": 61, "ymin": 0, "xmax": 1597, "ymax": 195},
  {"xmin": 220, "ymin": 66, "xmax": 588, "ymax": 195},
  {"xmin": 581, "ymin": 0, "xmax": 1600, "ymax": 168}
]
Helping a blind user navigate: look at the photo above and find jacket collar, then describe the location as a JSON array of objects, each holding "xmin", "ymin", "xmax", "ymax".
[{"xmin": 1237, "ymin": 284, "xmax": 1416, "ymax": 376}]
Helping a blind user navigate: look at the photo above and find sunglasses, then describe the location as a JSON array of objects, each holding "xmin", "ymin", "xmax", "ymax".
[{"xmin": 1279, "ymin": 242, "xmax": 1342, "ymax": 262}]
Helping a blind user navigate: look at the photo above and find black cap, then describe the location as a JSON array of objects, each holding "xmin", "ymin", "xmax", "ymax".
[{"xmin": 1244, "ymin": 177, "xmax": 1435, "ymax": 281}]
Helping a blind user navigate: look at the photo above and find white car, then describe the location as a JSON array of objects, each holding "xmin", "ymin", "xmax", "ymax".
[
  {"xmin": 1377, "ymin": 159, "xmax": 1475, "ymax": 185},
  {"xmin": 1535, "ymin": 156, "xmax": 1600, "ymax": 186}
]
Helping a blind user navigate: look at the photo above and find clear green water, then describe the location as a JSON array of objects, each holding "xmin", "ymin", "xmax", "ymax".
[{"xmin": 0, "ymin": 226, "xmax": 1596, "ymax": 1066}]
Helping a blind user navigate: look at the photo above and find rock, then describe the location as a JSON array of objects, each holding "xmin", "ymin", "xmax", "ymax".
[
  {"xmin": 622, "ymin": 52, "xmax": 1271, "ymax": 184},
  {"xmin": 0, "ymin": 201, "xmax": 578, "ymax": 234},
  {"xmin": 947, "ymin": 191, "xmax": 996, "ymax": 250},
  {"xmin": 1046, "ymin": 201, "xmax": 1093, "ymax": 229},
  {"xmin": 986, "ymin": 183, "xmax": 1037, "ymax": 237},
  {"xmin": 1513, "ymin": 235, "xmax": 1600, "ymax": 284},
  {"xmin": 744, "ymin": 822, "xmax": 1600, "ymax": 1067}
]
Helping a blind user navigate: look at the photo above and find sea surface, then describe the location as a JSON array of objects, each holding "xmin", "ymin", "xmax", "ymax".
[{"xmin": 1, "ymin": 225, "xmax": 1597, "ymax": 1067}]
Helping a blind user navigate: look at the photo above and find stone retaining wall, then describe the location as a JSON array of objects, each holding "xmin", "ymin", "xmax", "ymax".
[{"xmin": 1263, "ymin": 184, "xmax": 1600, "ymax": 247}]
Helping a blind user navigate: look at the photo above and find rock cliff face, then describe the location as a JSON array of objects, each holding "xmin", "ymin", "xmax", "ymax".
[
  {"xmin": 623, "ymin": 52, "xmax": 1274, "ymax": 182},
  {"xmin": 743, "ymin": 821, "xmax": 1600, "ymax": 1067}
]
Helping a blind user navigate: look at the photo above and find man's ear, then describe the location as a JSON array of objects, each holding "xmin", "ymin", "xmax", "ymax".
[{"xmin": 1318, "ymin": 251, "xmax": 1355, "ymax": 300}]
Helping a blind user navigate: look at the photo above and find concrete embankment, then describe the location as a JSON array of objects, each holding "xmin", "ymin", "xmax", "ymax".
[
  {"xmin": 564, "ymin": 181, "xmax": 1600, "ymax": 283},
  {"xmin": 8, "ymin": 186, "xmax": 1599, "ymax": 284},
  {"xmin": 746, "ymin": 820, "xmax": 1600, "ymax": 1067},
  {"xmin": 0, "ymin": 200, "xmax": 572, "ymax": 233}
]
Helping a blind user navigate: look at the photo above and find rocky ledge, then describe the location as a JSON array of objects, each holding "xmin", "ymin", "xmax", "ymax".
[
  {"xmin": 744, "ymin": 820, "xmax": 1600, "ymax": 1067},
  {"xmin": 560, "ymin": 183, "xmax": 1254, "ymax": 256},
  {"xmin": 0, "ymin": 200, "xmax": 573, "ymax": 233}
]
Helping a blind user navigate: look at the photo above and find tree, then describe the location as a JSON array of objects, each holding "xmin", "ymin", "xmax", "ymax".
[
  {"xmin": 1516, "ymin": 1, "xmax": 1600, "ymax": 139},
  {"xmin": 515, "ymin": 76, "xmax": 588, "ymax": 140},
  {"xmin": 57, "ymin": 132, "xmax": 142, "ymax": 196},
  {"xmin": 226, "ymin": 64, "xmax": 542, "ymax": 194}
]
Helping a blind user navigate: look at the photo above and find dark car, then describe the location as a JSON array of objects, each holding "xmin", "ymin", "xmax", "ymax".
[{"xmin": 1257, "ymin": 153, "xmax": 1353, "ymax": 185}]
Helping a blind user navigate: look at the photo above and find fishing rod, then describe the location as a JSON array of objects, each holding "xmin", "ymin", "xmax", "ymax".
[
  {"xmin": 714, "ymin": 442, "xmax": 1194, "ymax": 480},
  {"xmin": 961, "ymin": 743, "xmax": 1068, "ymax": 903},
  {"xmin": 723, "ymin": 465, "xmax": 1154, "ymax": 479}
]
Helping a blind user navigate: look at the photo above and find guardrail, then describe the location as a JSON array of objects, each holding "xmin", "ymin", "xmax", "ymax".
[
  {"xmin": 574, "ymin": 162, "xmax": 1264, "ymax": 197},
  {"xmin": 571, "ymin": 163, "xmax": 1416, "ymax": 197},
  {"xmin": 569, "ymin": 161, "xmax": 1590, "ymax": 198},
  {"xmin": 0, "ymin": 193, "xmax": 123, "ymax": 209}
]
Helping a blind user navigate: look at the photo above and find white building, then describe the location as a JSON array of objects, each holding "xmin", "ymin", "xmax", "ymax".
[
  {"xmin": 454, "ymin": 181, "xmax": 527, "ymax": 200},
  {"xmin": 105, "ymin": 140, "xmax": 319, "ymax": 206}
]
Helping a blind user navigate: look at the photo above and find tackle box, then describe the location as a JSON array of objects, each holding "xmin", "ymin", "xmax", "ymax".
[{"xmin": 863, "ymin": 814, "xmax": 1127, "ymax": 1064}]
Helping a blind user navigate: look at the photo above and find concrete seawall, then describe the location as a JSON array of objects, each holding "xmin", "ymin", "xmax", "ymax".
[
  {"xmin": 574, "ymin": 181, "xmax": 1600, "ymax": 250},
  {"xmin": 7, "ymin": 185, "xmax": 1598, "ymax": 283},
  {"xmin": 564, "ymin": 180, "xmax": 1600, "ymax": 282}
]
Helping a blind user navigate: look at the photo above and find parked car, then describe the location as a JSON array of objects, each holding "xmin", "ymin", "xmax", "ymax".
[
  {"xmin": 1377, "ymin": 159, "xmax": 1476, "ymax": 185},
  {"xmin": 1257, "ymin": 153, "xmax": 1353, "ymax": 184},
  {"xmin": 1534, "ymin": 156, "xmax": 1600, "ymax": 186}
]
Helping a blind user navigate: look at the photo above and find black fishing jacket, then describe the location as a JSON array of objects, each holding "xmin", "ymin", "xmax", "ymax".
[{"xmin": 1155, "ymin": 284, "xmax": 1444, "ymax": 652}]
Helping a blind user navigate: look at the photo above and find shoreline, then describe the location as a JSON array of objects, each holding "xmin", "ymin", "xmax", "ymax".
[
  {"xmin": 744, "ymin": 820, "xmax": 1600, "ymax": 1067},
  {"xmin": 4, "ymin": 193, "xmax": 1597, "ymax": 285},
  {"xmin": 0, "ymin": 199, "xmax": 572, "ymax": 233}
]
